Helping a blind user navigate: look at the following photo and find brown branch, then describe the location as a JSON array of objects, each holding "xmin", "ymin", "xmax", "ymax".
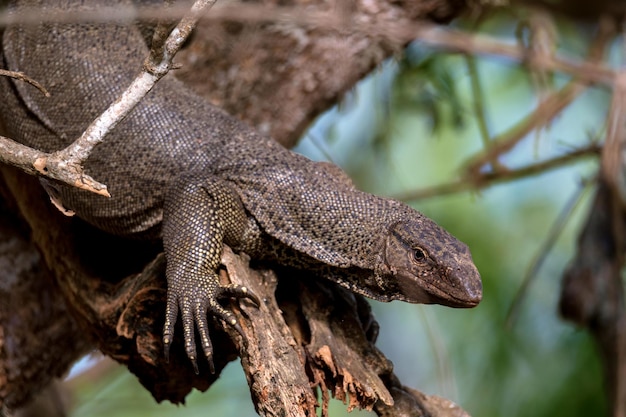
[
  {"xmin": 600, "ymin": 71, "xmax": 626, "ymax": 203},
  {"xmin": 0, "ymin": 173, "xmax": 89, "ymax": 410},
  {"xmin": 0, "ymin": 0, "xmax": 217, "ymax": 198},
  {"xmin": 0, "ymin": 131, "xmax": 109, "ymax": 201},
  {"xmin": 560, "ymin": 180, "xmax": 626, "ymax": 415},
  {"xmin": 464, "ymin": 81, "xmax": 589, "ymax": 176},
  {"xmin": 0, "ymin": 136, "xmax": 48, "ymax": 179},
  {"xmin": 0, "ymin": 134, "xmax": 111, "ymax": 197},
  {"xmin": 394, "ymin": 144, "xmax": 600, "ymax": 202},
  {"xmin": 0, "ymin": 69, "xmax": 49, "ymax": 96},
  {"xmin": 219, "ymin": 249, "xmax": 319, "ymax": 416}
]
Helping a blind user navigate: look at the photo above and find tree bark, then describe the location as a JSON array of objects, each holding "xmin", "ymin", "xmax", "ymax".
[
  {"xmin": 0, "ymin": 175, "xmax": 90, "ymax": 411},
  {"xmin": 560, "ymin": 180, "xmax": 626, "ymax": 417},
  {"xmin": 176, "ymin": 0, "xmax": 465, "ymax": 148}
]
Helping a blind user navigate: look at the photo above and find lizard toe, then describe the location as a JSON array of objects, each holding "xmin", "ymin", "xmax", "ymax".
[
  {"xmin": 163, "ymin": 293, "xmax": 179, "ymax": 363},
  {"xmin": 194, "ymin": 298, "xmax": 216, "ymax": 374},
  {"xmin": 163, "ymin": 270, "xmax": 259, "ymax": 373},
  {"xmin": 207, "ymin": 300, "xmax": 242, "ymax": 336},
  {"xmin": 220, "ymin": 283, "xmax": 261, "ymax": 308},
  {"xmin": 181, "ymin": 296, "xmax": 200, "ymax": 374}
]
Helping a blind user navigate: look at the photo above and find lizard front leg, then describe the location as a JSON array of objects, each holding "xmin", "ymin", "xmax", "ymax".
[{"xmin": 162, "ymin": 174, "xmax": 259, "ymax": 373}]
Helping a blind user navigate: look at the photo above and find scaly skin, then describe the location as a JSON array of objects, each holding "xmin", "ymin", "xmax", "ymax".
[{"xmin": 0, "ymin": 0, "xmax": 482, "ymax": 372}]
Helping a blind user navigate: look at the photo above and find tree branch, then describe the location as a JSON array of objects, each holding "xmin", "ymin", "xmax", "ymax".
[
  {"xmin": 1, "ymin": 166, "xmax": 470, "ymax": 416},
  {"xmin": 0, "ymin": 173, "xmax": 90, "ymax": 410},
  {"xmin": 0, "ymin": 69, "xmax": 49, "ymax": 96},
  {"xmin": 0, "ymin": 0, "xmax": 217, "ymax": 198},
  {"xmin": 560, "ymin": 180, "xmax": 626, "ymax": 415},
  {"xmin": 393, "ymin": 144, "xmax": 600, "ymax": 202}
]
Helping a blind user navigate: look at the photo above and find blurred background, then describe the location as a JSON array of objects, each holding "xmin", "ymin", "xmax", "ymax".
[{"xmin": 62, "ymin": 7, "xmax": 614, "ymax": 417}]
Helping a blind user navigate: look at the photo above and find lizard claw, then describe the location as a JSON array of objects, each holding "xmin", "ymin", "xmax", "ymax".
[
  {"xmin": 163, "ymin": 275, "xmax": 259, "ymax": 374},
  {"xmin": 220, "ymin": 283, "xmax": 261, "ymax": 308}
]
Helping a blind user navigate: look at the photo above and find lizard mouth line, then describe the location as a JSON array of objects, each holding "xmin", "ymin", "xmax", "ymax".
[{"xmin": 398, "ymin": 274, "xmax": 482, "ymax": 308}]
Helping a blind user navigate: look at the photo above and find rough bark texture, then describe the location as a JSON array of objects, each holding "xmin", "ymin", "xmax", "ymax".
[
  {"xmin": 1, "ymin": 168, "xmax": 472, "ymax": 416},
  {"xmin": 0, "ymin": 0, "xmax": 472, "ymax": 415},
  {"xmin": 0, "ymin": 174, "xmax": 90, "ymax": 411},
  {"xmin": 560, "ymin": 180, "xmax": 626, "ymax": 417},
  {"xmin": 176, "ymin": 0, "xmax": 464, "ymax": 148}
]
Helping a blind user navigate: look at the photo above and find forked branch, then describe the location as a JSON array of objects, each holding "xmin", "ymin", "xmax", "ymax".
[{"xmin": 0, "ymin": 0, "xmax": 216, "ymax": 197}]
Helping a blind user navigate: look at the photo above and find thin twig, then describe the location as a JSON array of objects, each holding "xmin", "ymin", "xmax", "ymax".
[
  {"xmin": 0, "ymin": 69, "xmax": 50, "ymax": 96},
  {"xmin": 601, "ymin": 71, "xmax": 626, "ymax": 196},
  {"xmin": 505, "ymin": 178, "xmax": 593, "ymax": 328},
  {"xmin": 465, "ymin": 56, "xmax": 492, "ymax": 150},
  {"xmin": 463, "ymin": 81, "xmax": 588, "ymax": 176},
  {"xmin": 464, "ymin": 55, "xmax": 510, "ymax": 172},
  {"xmin": 393, "ymin": 144, "xmax": 600, "ymax": 202},
  {"xmin": 600, "ymin": 20, "xmax": 626, "ymax": 205},
  {"xmin": 31, "ymin": 0, "xmax": 217, "ymax": 196}
]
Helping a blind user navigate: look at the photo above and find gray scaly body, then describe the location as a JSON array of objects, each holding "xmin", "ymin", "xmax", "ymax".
[{"xmin": 0, "ymin": 0, "xmax": 482, "ymax": 371}]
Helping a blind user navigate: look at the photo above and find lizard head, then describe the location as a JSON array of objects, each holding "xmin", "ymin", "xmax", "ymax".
[{"xmin": 379, "ymin": 217, "xmax": 482, "ymax": 308}]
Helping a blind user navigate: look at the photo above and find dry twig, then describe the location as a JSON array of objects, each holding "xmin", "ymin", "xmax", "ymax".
[
  {"xmin": 0, "ymin": 69, "xmax": 49, "ymax": 96},
  {"xmin": 0, "ymin": 0, "xmax": 216, "ymax": 197},
  {"xmin": 394, "ymin": 144, "xmax": 600, "ymax": 202},
  {"xmin": 464, "ymin": 80, "xmax": 588, "ymax": 176}
]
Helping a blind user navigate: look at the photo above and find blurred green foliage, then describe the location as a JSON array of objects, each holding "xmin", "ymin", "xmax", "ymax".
[{"xmin": 68, "ymin": 9, "xmax": 613, "ymax": 417}]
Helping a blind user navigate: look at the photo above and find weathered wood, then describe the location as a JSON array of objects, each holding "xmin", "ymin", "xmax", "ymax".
[
  {"xmin": 560, "ymin": 180, "xmax": 626, "ymax": 416},
  {"xmin": 0, "ymin": 173, "xmax": 89, "ymax": 410}
]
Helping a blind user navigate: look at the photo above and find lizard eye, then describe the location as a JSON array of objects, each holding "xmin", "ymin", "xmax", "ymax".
[{"xmin": 412, "ymin": 247, "xmax": 427, "ymax": 263}]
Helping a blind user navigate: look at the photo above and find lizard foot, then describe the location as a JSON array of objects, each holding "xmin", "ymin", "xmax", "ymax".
[{"xmin": 163, "ymin": 278, "xmax": 260, "ymax": 374}]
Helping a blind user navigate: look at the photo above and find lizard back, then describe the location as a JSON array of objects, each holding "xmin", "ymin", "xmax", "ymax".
[{"xmin": 0, "ymin": 0, "xmax": 421, "ymax": 271}]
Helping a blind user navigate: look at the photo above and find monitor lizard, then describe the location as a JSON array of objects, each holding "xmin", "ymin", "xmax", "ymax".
[{"xmin": 0, "ymin": 0, "xmax": 482, "ymax": 373}]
